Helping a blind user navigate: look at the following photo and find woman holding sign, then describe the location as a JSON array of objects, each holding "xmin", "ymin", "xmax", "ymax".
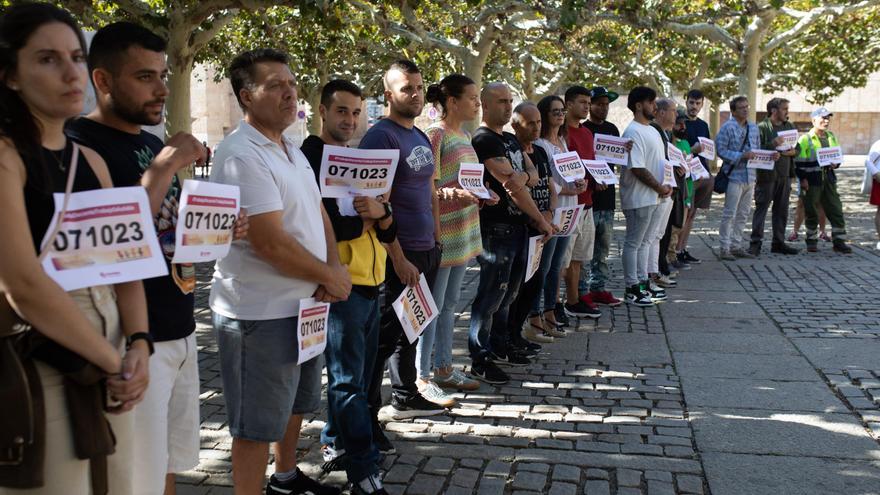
[
  {"xmin": 533, "ymin": 95, "xmax": 586, "ymax": 333},
  {"xmin": 416, "ymin": 74, "xmax": 497, "ymax": 397},
  {"xmin": 0, "ymin": 4, "xmax": 149, "ymax": 493}
]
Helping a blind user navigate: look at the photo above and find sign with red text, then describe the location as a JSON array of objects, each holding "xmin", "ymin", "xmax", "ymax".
[
  {"xmin": 583, "ymin": 159, "xmax": 618, "ymax": 185},
  {"xmin": 39, "ymin": 187, "xmax": 166, "ymax": 291},
  {"xmin": 552, "ymin": 151, "xmax": 586, "ymax": 183},
  {"xmin": 173, "ymin": 180, "xmax": 240, "ymax": 263},
  {"xmin": 552, "ymin": 204, "xmax": 585, "ymax": 237},
  {"xmin": 525, "ymin": 235, "xmax": 545, "ymax": 282},
  {"xmin": 667, "ymin": 143, "xmax": 687, "ymax": 168},
  {"xmin": 457, "ymin": 162, "xmax": 492, "ymax": 199},
  {"xmin": 319, "ymin": 145, "xmax": 399, "ymax": 198},
  {"xmin": 393, "ymin": 273, "xmax": 439, "ymax": 344},
  {"xmin": 593, "ymin": 134, "xmax": 630, "ymax": 166},
  {"xmin": 688, "ymin": 156, "xmax": 710, "ymax": 180},
  {"xmin": 297, "ymin": 298, "xmax": 329, "ymax": 364},
  {"xmin": 697, "ymin": 137, "xmax": 716, "ymax": 160},
  {"xmin": 662, "ymin": 161, "xmax": 676, "ymax": 186},
  {"xmin": 747, "ymin": 149, "xmax": 777, "ymax": 170},
  {"xmin": 817, "ymin": 146, "xmax": 843, "ymax": 167},
  {"xmin": 776, "ymin": 130, "xmax": 799, "ymax": 151}
]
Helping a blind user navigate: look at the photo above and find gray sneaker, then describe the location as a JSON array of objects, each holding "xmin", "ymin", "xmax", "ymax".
[
  {"xmin": 434, "ymin": 369, "xmax": 480, "ymax": 391},
  {"xmin": 417, "ymin": 380, "xmax": 457, "ymax": 408},
  {"xmin": 719, "ymin": 249, "xmax": 736, "ymax": 261},
  {"xmin": 730, "ymin": 248, "xmax": 755, "ymax": 259}
]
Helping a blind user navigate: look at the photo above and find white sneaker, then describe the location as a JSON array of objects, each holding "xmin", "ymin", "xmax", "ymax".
[
  {"xmin": 875, "ymin": 241, "xmax": 880, "ymax": 251},
  {"xmin": 417, "ymin": 380, "xmax": 457, "ymax": 408}
]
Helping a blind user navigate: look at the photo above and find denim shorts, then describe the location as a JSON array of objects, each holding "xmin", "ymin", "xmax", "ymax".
[{"xmin": 213, "ymin": 313, "xmax": 324, "ymax": 442}]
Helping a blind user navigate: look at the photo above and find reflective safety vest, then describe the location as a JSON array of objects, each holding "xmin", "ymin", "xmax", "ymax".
[{"xmin": 795, "ymin": 129, "xmax": 839, "ymax": 184}]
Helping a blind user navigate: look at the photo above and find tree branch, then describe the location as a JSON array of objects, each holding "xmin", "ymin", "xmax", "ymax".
[{"xmin": 765, "ymin": 0, "xmax": 880, "ymax": 53}]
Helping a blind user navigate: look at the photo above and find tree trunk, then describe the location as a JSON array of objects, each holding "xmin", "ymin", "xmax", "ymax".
[
  {"xmin": 709, "ymin": 100, "xmax": 720, "ymax": 172},
  {"xmin": 462, "ymin": 55, "xmax": 487, "ymax": 131},
  {"xmin": 306, "ymin": 89, "xmax": 322, "ymax": 136},
  {"xmin": 165, "ymin": 54, "xmax": 194, "ymax": 180},
  {"xmin": 739, "ymin": 42, "xmax": 761, "ymax": 121}
]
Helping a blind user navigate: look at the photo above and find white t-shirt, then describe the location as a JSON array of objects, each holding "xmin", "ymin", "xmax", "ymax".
[
  {"xmin": 620, "ymin": 121, "xmax": 664, "ymax": 210},
  {"xmin": 209, "ymin": 120, "xmax": 327, "ymax": 320},
  {"xmin": 535, "ymin": 137, "xmax": 576, "ymax": 209}
]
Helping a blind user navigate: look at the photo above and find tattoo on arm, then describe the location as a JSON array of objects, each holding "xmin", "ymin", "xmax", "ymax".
[{"xmin": 631, "ymin": 168, "xmax": 661, "ymax": 191}]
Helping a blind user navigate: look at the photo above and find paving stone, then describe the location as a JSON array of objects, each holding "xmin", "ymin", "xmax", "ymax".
[
  {"xmin": 644, "ymin": 470, "xmax": 673, "ymax": 482},
  {"xmin": 449, "ymin": 468, "xmax": 480, "ymax": 488},
  {"xmin": 647, "ymin": 480, "xmax": 676, "ymax": 495},
  {"xmin": 476, "ymin": 477, "xmax": 506, "ymax": 495},
  {"xmin": 585, "ymin": 468, "xmax": 609, "ymax": 480},
  {"xmin": 406, "ymin": 474, "xmax": 446, "ymax": 495},
  {"xmin": 675, "ymin": 474, "xmax": 704, "ymax": 494},
  {"xmin": 484, "ymin": 460, "xmax": 512, "ymax": 478},
  {"xmin": 616, "ymin": 468, "xmax": 642, "ymax": 487},
  {"xmin": 548, "ymin": 482, "xmax": 578, "ymax": 495},
  {"xmin": 383, "ymin": 464, "xmax": 416, "ymax": 484},
  {"xmin": 552, "ymin": 464, "xmax": 581, "ymax": 482},
  {"xmin": 512, "ymin": 471, "xmax": 547, "ymax": 491},
  {"xmin": 518, "ymin": 462, "xmax": 551, "ymax": 474},
  {"xmin": 421, "ymin": 456, "xmax": 454, "ymax": 475},
  {"xmin": 582, "ymin": 479, "xmax": 611, "ymax": 495}
]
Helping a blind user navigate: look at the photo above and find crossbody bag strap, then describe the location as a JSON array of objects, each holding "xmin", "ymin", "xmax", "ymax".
[{"xmin": 38, "ymin": 142, "xmax": 79, "ymax": 261}]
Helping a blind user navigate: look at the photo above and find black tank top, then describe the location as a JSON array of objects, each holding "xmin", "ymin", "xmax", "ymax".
[{"xmin": 23, "ymin": 140, "xmax": 102, "ymax": 250}]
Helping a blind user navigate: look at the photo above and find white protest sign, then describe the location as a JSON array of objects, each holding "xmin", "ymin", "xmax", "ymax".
[
  {"xmin": 662, "ymin": 161, "xmax": 676, "ymax": 187},
  {"xmin": 393, "ymin": 273, "xmax": 439, "ymax": 344},
  {"xmin": 319, "ymin": 145, "xmax": 399, "ymax": 198},
  {"xmin": 667, "ymin": 143, "xmax": 688, "ymax": 168},
  {"xmin": 776, "ymin": 129, "xmax": 799, "ymax": 151},
  {"xmin": 457, "ymin": 162, "xmax": 492, "ymax": 199},
  {"xmin": 697, "ymin": 137, "xmax": 716, "ymax": 160},
  {"xmin": 172, "ymin": 180, "xmax": 240, "ymax": 263},
  {"xmin": 817, "ymin": 146, "xmax": 844, "ymax": 167},
  {"xmin": 552, "ymin": 204, "xmax": 585, "ymax": 237},
  {"xmin": 297, "ymin": 298, "xmax": 329, "ymax": 365},
  {"xmin": 552, "ymin": 151, "xmax": 586, "ymax": 183},
  {"xmin": 39, "ymin": 186, "xmax": 167, "ymax": 291},
  {"xmin": 583, "ymin": 159, "xmax": 618, "ymax": 185},
  {"xmin": 593, "ymin": 134, "xmax": 630, "ymax": 166},
  {"xmin": 747, "ymin": 149, "xmax": 777, "ymax": 170},
  {"xmin": 525, "ymin": 235, "xmax": 545, "ymax": 283},
  {"xmin": 688, "ymin": 156, "xmax": 710, "ymax": 180}
]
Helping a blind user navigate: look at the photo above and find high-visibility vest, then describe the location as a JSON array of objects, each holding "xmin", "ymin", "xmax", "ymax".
[{"xmin": 796, "ymin": 130, "xmax": 840, "ymax": 163}]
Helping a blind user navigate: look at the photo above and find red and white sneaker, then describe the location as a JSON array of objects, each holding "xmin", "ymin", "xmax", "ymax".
[{"xmin": 587, "ymin": 290, "xmax": 622, "ymax": 307}]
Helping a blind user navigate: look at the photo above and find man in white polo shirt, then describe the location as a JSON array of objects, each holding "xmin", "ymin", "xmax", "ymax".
[{"xmin": 210, "ymin": 48, "xmax": 351, "ymax": 495}]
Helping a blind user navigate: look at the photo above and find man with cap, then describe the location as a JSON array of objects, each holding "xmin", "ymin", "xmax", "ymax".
[
  {"xmin": 794, "ymin": 107, "xmax": 852, "ymax": 253},
  {"xmin": 582, "ymin": 86, "xmax": 628, "ymax": 307}
]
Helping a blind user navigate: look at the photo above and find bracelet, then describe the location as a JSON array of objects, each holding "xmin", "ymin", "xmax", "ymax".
[{"xmin": 126, "ymin": 332, "xmax": 155, "ymax": 355}]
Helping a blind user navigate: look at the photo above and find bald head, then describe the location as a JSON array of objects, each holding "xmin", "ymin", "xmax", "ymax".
[
  {"xmin": 480, "ymin": 82, "xmax": 513, "ymax": 129},
  {"xmin": 512, "ymin": 102, "xmax": 541, "ymax": 144}
]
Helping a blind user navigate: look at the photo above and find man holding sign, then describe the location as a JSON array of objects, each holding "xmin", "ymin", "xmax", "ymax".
[
  {"xmin": 794, "ymin": 107, "xmax": 851, "ymax": 253},
  {"xmin": 750, "ymin": 97, "xmax": 800, "ymax": 256},
  {"xmin": 66, "ymin": 23, "xmax": 248, "ymax": 495},
  {"xmin": 300, "ymin": 79, "xmax": 398, "ymax": 491},
  {"xmin": 210, "ymin": 49, "xmax": 349, "ymax": 495}
]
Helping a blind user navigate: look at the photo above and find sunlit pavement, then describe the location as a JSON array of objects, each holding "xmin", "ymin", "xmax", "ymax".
[{"xmin": 181, "ymin": 167, "xmax": 880, "ymax": 494}]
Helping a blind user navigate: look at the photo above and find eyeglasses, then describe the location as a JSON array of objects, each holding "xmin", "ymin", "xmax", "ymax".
[{"xmin": 550, "ymin": 109, "xmax": 567, "ymax": 116}]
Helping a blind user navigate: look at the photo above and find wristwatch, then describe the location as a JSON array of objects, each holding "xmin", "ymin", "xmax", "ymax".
[
  {"xmin": 378, "ymin": 202, "xmax": 393, "ymax": 220},
  {"xmin": 126, "ymin": 332, "xmax": 155, "ymax": 355}
]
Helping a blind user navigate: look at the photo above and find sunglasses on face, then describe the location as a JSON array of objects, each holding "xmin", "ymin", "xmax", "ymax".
[{"xmin": 550, "ymin": 109, "xmax": 567, "ymax": 116}]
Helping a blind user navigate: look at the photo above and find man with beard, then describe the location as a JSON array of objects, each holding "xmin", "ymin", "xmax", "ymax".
[
  {"xmin": 750, "ymin": 97, "xmax": 800, "ymax": 256},
  {"xmin": 66, "ymin": 23, "xmax": 241, "ymax": 495},
  {"xmin": 677, "ymin": 89, "xmax": 712, "ymax": 265},
  {"xmin": 361, "ymin": 60, "xmax": 446, "ymax": 452}
]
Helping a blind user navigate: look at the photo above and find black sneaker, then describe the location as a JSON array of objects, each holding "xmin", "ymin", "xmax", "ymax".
[
  {"xmin": 352, "ymin": 485, "xmax": 389, "ymax": 495},
  {"xmin": 771, "ymin": 243, "xmax": 800, "ymax": 255},
  {"xmin": 470, "ymin": 361, "xmax": 510, "ymax": 384},
  {"xmin": 510, "ymin": 342, "xmax": 539, "ymax": 357},
  {"xmin": 682, "ymin": 250, "xmax": 701, "ymax": 264},
  {"xmin": 389, "ymin": 394, "xmax": 446, "ymax": 420},
  {"xmin": 510, "ymin": 336, "xmax": 541, "ymax": 353},
  {"xmin": 833, "ymin": 242, "xmax": 853, "ymax": 254},
  {"xmin": 371, "ymin": 423, "xmax": 395, "ymax": 455},
  {"xmin": 624, "ymin": 284, "xmax": 653, "ymax": 307},
  {"xmin": 554, "ymin": 302, "xmax": 570, "ymax": 326},
  {"xmin": 564, "ymin": 301, "xmax": 602, "ymax": 319},
  {"xmin": 321, "ymin": 444, "xmax": 348, "ymax": 473},
  {"xmin": 351, "ymin": 474, "xmax": 388, "ymax": 495},
  {"xmin": 675, "ymin": 251, "xmax": 691, "ymax": 265},
  {"xmin": 266, "ymin": 469, "xmax": 341, "ymax": 495},
  {"xmin": 643, "ymin": 280, "xmax": 667, "ymax": 302},
  {"xmin": 489, "ymin": 350, "xmax": 531, "ymax": 367}
]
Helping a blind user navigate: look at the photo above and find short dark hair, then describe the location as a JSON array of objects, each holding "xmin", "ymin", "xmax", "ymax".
[
  {"xmin": 766, "ymin": 97, "xmax": 789, "ymax": 115},
  {"xmin": 88, "ymin": 22, "xmax": 166, "ymax": 74},
  {"xmin": 228, "ymin": 48, "xmax": 290, "ymax": 108},
  {"xmin": 729, "ymin": 95, "xmax": 749, "ymax": 113},
  {"xmin": 388, "ymin": 59, "xmax": 420, "ymax": 75},
  {"xmin": 564, "ymin": 85, "xmax": 591, "ymax": 103},
  {"xmin": 627, "ymin": 86, "xmax": 657, "ymax": 112},
  {"xmin": 686, "ymin": 88, "xmax": 704, "ymax": 101},
  {"xmin": 321, "ymin": 79, "xmax": 362, "ymax": 107}
]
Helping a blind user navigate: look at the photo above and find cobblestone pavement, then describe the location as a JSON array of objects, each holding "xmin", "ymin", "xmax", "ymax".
[{"xmin": 180, "ymin": 169, "xmax": 880, "ymax": 494}]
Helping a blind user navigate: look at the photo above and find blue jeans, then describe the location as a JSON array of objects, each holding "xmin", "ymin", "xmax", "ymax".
[
  {"xmin": 321, "ymin": 291, "xmax": 381, "ymax": 483},
  {"xmin": 469, "ymin": 223, "xmax": 527, "ymax": 364},
  {"xmin": 588, "ymin": 209, "xmax": 614, "ymax": 292},
  {"xmin": 528, "ymin": 236, "xmax": 567, "ymax": 314},
  {"xmin": 416, "ymin": 264, "xmax": 467, "ymax": 379}
]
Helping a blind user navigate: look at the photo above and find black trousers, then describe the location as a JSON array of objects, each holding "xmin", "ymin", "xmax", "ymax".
[
  {"xmin": 750, "ymin": 178, "xmax": 792, "ymax": 247},
  {"xmin": 368, "ymin": 245, "xmax": 440, "ymax": 416}
]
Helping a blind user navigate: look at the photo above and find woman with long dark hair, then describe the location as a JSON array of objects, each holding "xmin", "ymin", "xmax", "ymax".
[
  {"xmin": 532, "ymin": 95, "xmax": 586, "ymax": 335},
  {"xmin": 0, "ymin": 4, "xmax": 148, "ymax": 493}
]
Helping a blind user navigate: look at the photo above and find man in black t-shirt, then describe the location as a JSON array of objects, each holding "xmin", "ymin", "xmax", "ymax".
[
  {"xmin": 66, "ymin": 23, "xmax": 240, "ymax": 495},
  {"xmin": 679, "ymin": 88, "xmax": 713, "ymax": 264},
  {"xmin": 582, "ymin": 86, "xmax": 627, "ymax": 307},
  {"xmin": 468, "ymin": 83, "xmax": 553, "ymax": 385}
]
